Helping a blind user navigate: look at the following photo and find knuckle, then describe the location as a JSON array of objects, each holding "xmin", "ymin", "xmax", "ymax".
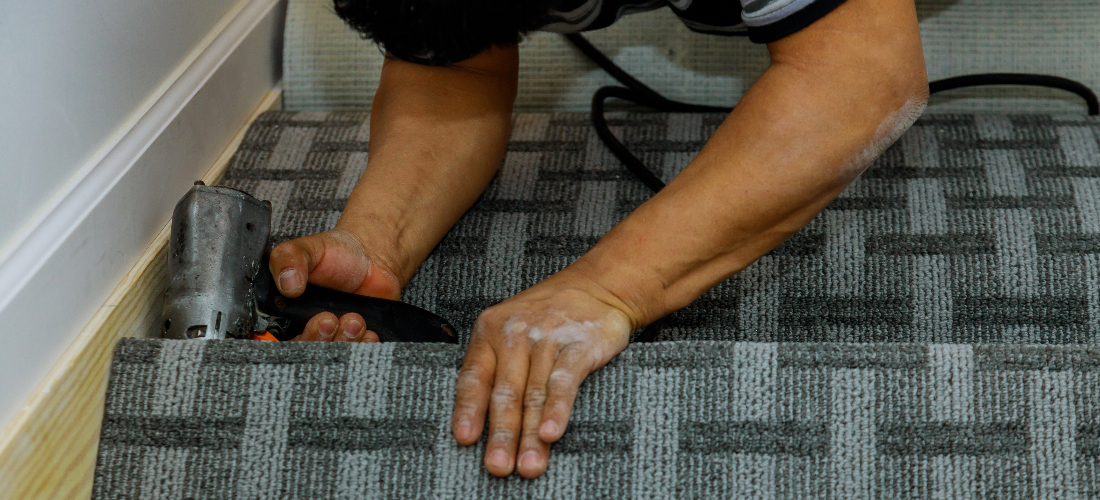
[
  {"xmin": 523, "ymin": 387, "xmax": 547, "ymax": 409},
  {"xmin": 457, "ymin": 365, "xmax": 492, "ymax": 385},
  {"xmin": 489, "ymin": 428, "xmax": 516, "ymax": 444},
  {"xmin": 454, "ymin": 377, "xmax": 485, "ymax": 396},
  {"xmin": 533, "ymin": 334, "xmax": 562, "ymax": 351},
  {"xmin": 475, "ymin": 306, "xmax": 507, "ymax": 329},
  {"xmin": 547, "ymin": 399, "xmax": 572, "ymax": 417},
  {"xmin": 522, "ymin": 426, "xmax": 542, "ymax": 440},
  {"xmin": 490, "ymin": 384, "xmax": 521, "ymax": 408},
  {"xmin": 547, "ymin": 370, "xmax": 577, "ymax": 392},
  {"xmin": 453, "ymin": 400, "xmax": 481, "ymax": 414}
]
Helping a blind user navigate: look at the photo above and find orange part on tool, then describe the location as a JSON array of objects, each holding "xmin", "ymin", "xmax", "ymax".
[{"xmin": 252, "ymin": 332, "xmax": 278, "ymax": 341}]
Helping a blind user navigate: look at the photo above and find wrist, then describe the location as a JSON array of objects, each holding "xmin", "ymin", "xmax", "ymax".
[
  {"xmin": 333, "ymin": 209, "xmax": 416, "ymax": 286},
  {"xmin": 555, "ymin": 253, "xmax": 665, "ymax": 331}
]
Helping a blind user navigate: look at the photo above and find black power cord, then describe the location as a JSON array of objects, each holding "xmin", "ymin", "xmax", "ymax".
[
  {"xmin": 930, "ymin": 74, "xmax": 1100, "ymax": 115},
  {"xmin": 564, "ymin": 33, "xmax": 1100, "ymax": 342}
]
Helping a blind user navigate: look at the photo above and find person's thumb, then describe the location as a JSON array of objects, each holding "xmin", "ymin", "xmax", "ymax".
[{"xmin": 268, "ymin": 236, "xmax": 326, "ymax": 298}]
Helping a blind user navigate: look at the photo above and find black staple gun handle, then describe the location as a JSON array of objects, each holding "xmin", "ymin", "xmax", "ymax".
[{"xmin": 255, "ymin": 257, "xmax": 457, "ymax": 343}]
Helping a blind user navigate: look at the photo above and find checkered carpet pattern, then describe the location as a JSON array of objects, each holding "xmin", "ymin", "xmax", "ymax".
[
  {"xmin": 220, "ymin": 111, "xmax": 1100, "ymax": 345},
  {"xmin": 94, "ymin": 339, "xmax": 1100, "ymax": 499},
  {"xmin": 93, "ymin": 112, "xmax": 1100, "ymax": 498}
]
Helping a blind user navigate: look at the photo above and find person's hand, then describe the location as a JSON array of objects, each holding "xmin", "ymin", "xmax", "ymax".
[
  {"xmin": 267, "ymin": 228, "xmax": 404, "ymax": 342},
  {"xmin": 451, "ymin": 270, "xmax": 636, "ymax": 478}
]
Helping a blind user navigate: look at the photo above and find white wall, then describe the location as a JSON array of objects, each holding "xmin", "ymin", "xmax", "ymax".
[
  {"xmin": 0, "ymin": 0, "xmax": 239, "ymax": 251},
  {"xmin": 0, "ymin": 0, "xmax": 284, "ymax": 426}
]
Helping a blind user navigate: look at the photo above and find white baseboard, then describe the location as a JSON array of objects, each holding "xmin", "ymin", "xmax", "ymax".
[
  {"xmin": 0, "ymin": 0, "xmax": 285, "ymax": 443},
  {"xmin": 0, "ymin": 86, "xmax": 282, "ymax": 500}
]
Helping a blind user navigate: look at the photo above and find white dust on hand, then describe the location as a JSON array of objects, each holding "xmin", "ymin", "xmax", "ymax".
[{"xmin": 501, "ymin": 310, "xmax": 612, "ymax": 362}]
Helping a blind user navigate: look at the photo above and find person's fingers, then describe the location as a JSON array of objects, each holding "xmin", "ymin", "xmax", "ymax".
[
  {"xmin": 515, "ymin": 342, "xmax": 559, "ymax": 478},
  {"xmin": 294, "ymin": 312, "xmax": 340, "ymax": 342},
  {"xmin": 452, "ymin": 338, "xmax": 496, "ymax": 446},
  {"xmin": 268, "ymin": 237, "xmax": 326, "ymax": 298},
  {"xmin": 538, "ymin": 346, "xmax": 592, "ymax": 443},
  {"xmin": 484, "ymin": 342, "xmax": 530, "ymax": 477},
  {"xmin": 333, "ymin": 313, "xmax": 366, "ymax": 342}
]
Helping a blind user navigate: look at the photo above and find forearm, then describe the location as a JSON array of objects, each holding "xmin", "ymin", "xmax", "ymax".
[
  {"xmin": 567, "ymin": 0, "xmax": 929, "ymax": 327},
  {"xmin": 338, "ymin": 45, "xmax": 518, "ymax": 282}
]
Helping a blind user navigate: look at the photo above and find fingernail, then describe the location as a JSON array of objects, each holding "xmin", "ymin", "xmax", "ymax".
[
  {"xmin": 520, "ymin": 451, "xmax": 540, "ymax": 469},
  {"xmin": 318, "ymin": 319, "xmax": 337, "ymax": 338},
  {"xmin": 455, "ymin": 417, "xmax": 471, "ymax": 439},
  {"xmin": 344, "ymin": 320, "xmax": 363, "ymax": 339},
  {"xmin": 540, "ymin": 420, "xmax": 559, "ymax": 438},
  {"xmin": 488, "ymin": 449, "xmax": 509, "ymax": 470},
  {"xmin": 278, "ymin": 269, "xmax": 303, "ymax": 293}
]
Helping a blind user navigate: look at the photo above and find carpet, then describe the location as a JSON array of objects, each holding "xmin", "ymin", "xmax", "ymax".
[
  {"xmin": 220, "ymin": 111, "xmax": 1100, "ymax": 345},
  {"xmin": 95, "ymin": 339, "xmax": 1100, "ymax": 499},
  {"xmin": 92, "ymin": 111, "xmax": 1100, "ymax": 498}
]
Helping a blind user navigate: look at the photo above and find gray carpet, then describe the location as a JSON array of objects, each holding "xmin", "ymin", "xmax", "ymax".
[
  {"xmin": 95, "ymin": 339, "xmax": 1100, "ymax": 499},
  {"xmin": 93, "ymin": 112, "xmax": 1100, "ymax": 498},
  {"xmin": 221, "ymin": 111, "xmax": 1100, "ymax": 345}
]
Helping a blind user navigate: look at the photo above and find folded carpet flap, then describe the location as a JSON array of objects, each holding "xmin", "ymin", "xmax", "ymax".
[{"xmin": 95, "ymin": 338, "xmax": 1100, "ymax": 498}]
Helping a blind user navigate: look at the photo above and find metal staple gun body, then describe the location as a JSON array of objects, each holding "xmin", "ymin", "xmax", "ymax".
[{"xmin": 161, "ymin": 182, "xmax": 457, "ymax": 343}]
